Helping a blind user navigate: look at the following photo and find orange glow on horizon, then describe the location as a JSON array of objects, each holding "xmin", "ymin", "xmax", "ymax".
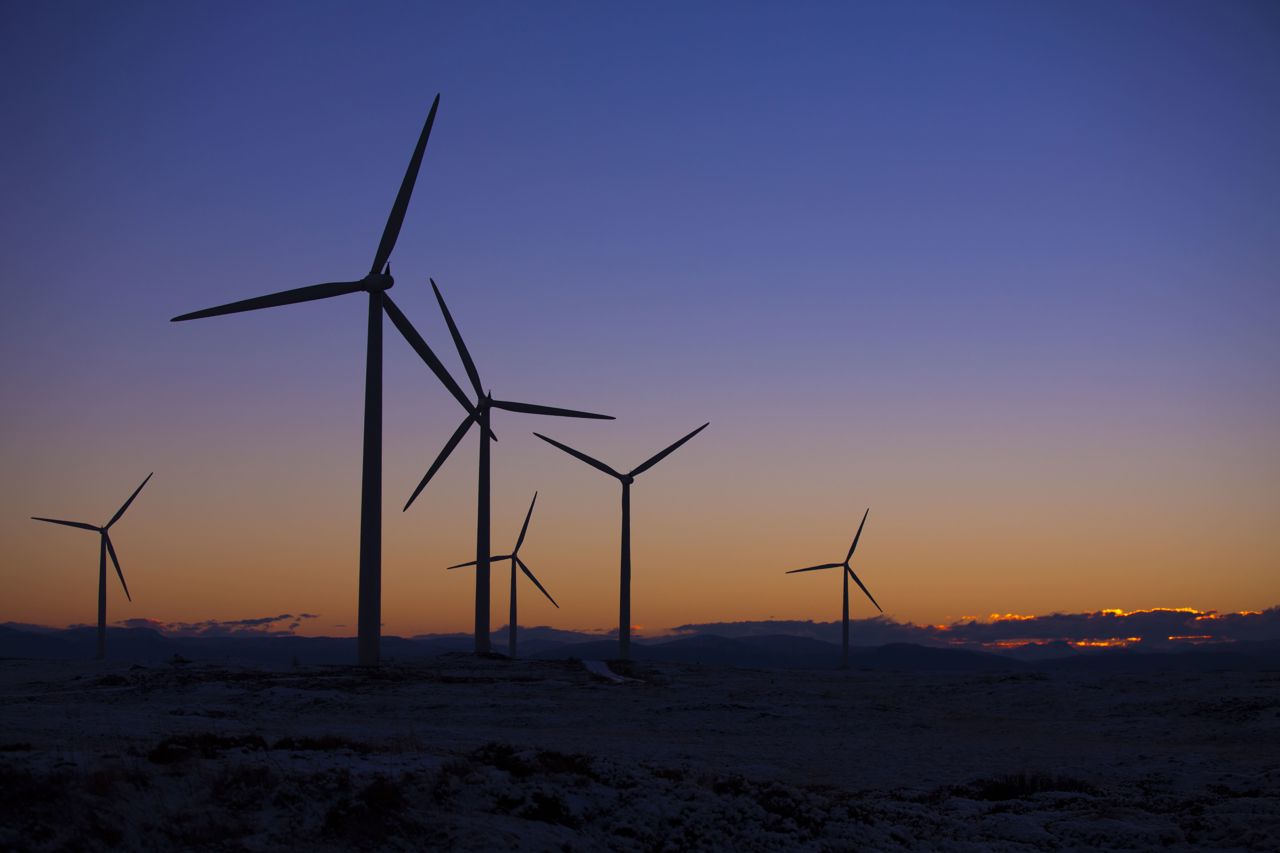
[
  {"xmin": 978, "ymin": 636, "xmax": 1144, "ymax": 650},
  {"xmin": 1100, "ymin": 607, "xmax": 1202, "ymax": 617},
  {"xmin": 1070, "ymin": 637, "xmax": 1143, "ymax": 648},
  {"xmin": 1194, "ymin": 610, "xmax": 1261, "ymax": 621}
]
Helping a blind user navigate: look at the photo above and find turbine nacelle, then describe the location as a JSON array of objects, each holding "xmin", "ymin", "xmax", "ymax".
[{"xmin": 361, "ymin": 265, "xmax": 395, "ymax": 292}]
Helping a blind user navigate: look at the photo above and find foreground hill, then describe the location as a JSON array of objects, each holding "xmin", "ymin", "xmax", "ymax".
[{"xmin": 0, "ymin": 656, "xmax": 1275, "ymax": 850}]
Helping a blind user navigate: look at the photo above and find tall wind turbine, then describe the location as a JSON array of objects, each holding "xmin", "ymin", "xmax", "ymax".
[
  {"xmin": 785, "ymin": 508, "xmax": 882, "ymax": 669},
  {"xmin": 445, "ymin": 491, "xmax": 558, "ymax": 659},
  {"xmin": 31, "ymin": 473, "xmax": 152, "ymax": 660},
  {"xmin": 403, "ymin": 279, "xmax": 612, "ymax": 655},
  {"xmin": 171, "ymin": 96, "xmax": 456, "ymax": 667},
  {"xmin": 534, "ymin": 422, "xmax": 708, "ymax": 660}
]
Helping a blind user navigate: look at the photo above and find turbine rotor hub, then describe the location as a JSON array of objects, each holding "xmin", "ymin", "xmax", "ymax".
[{"xmin": 363, "ymin": 270, "xmax": 394, "ymax": 292}]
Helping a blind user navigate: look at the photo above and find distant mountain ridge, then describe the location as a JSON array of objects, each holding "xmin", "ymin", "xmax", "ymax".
[{"xmin": 2, "ymin": 624, "xmax": 1277, "ymax": 672}]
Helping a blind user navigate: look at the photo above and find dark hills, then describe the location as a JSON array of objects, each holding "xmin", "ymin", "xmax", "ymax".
[{"xmin": 2, "ymin": 624, "xmax": 1277, "ymax": 672}]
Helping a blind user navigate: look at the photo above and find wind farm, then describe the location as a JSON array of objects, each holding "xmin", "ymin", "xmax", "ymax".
[{"xmin": 3, "ymin": 3, "xmax": 1278, "ymax": 851}]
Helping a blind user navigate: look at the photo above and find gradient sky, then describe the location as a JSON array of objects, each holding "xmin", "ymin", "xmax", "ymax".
[{"xmin": 2, "ymin": 1, "xmax": 1277, "ymax": 638}]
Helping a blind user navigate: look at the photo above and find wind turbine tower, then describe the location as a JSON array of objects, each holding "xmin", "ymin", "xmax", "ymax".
[
  {"xmin": 31, "ymin": 473, "xmax": 153, "ymax": 659},
  {"xmin": 534, "ymin": 423, "xmax": 708, "ymax": 660},
  {"xmin": 446, "ymin": 491, "xmax": 558, "ymax": 658},
  {"xmin": 785, "ymin": 508, "xmax": 882, "ymax": 669},
  {"xmin": 172, "ymin": 97, "xmax": 455, "ymax": 666},
  {"xmin": 403, "ymin": 280, "xmax": 611, "ymax": 654}
]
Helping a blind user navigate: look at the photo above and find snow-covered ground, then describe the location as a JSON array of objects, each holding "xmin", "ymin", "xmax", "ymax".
[{"xmin": 1, "ymin": 655, "xmax": 1276, "ymax": 850}]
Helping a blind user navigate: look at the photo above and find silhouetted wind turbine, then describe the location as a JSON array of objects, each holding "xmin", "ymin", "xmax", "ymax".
[
  {"xmin": 403, "ymin": 279, "xmax": 612, "ymax": 655},
  {"xmin": 31, "ymin": 473, "xmax": 152, "ymax": 660},
  {"xmin": 785, "ymin": 508, "xmax": 881, "ymax": 669},
  {"xmin": 534, "ymin": 423, "xmax": 708, "ymax": 660},
  {"xmin": 171, "ymin": 96, "xmax": 452, "ymax": 667},
  {"xmin": 445, "ymin": 491, "xmax": 558, "ymax": 659}
]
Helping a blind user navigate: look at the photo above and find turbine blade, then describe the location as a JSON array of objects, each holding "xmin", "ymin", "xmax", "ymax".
[
  {"xmin": 512, "ymin": 492, "xmax": 537, "ymax": 556},
  {"xmin": 844, "ymin": 508, "xmax": 870, "ymax": 564},
  {"xmin": 404, "ymin": 413, "xmax": 476, "ymax": 511},
  {"xmin": 532, "ymin": 433, "xmax": 622, "ymax": 479},
  {"xmin": 491, "ymin": 399, "xmax": 613, "ymax": 420},
  {"xmin": 383, "ymin": 294, "xmax": 475, "ymax": 414},
  {"xmin": 371, "ymin": 94, "xmax": 441, "ymax": 274},
  {"xmin": 430, "ymin": 279, "xmax": 484, "ymax": 399},
  {"xmin": 171, "ymin": 280, "xmax": 364, "ymax": 322},
  {"xmin": 106, "ymin": 473, "xmax": 153, "ymax": 529},
  {"xmin": 784, "ymin": 562, "xmax": 842, "ymax": 574},
  {"xmin": 847, "ymin": 567, "xmax": 883, "ymax": 613},
  {"xmin": 628, "ymin": 422, "xmax": 709, "ymax": 477},
  {"xmin": 447, "ymin": 554, "xmax": 509, "ymax": 570},
  {"xmin": 104, "ymin": 535, "xmax": 131, "ymax": 603},
  {"xmin": 517, "ymin": 557, "xmax": 559, "ymax": 609},
  {"xmin": 31, "ymin": 517, "xmax": 99, "ymax": 532}
]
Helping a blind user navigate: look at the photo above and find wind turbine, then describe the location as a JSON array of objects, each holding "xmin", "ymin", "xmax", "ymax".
[
  {"xmin": 171, "ymin": 96, "xmax": 459, "ymax": 666},
  {"xmin": 785, "ymin": 508, "xmax": 881, "ymax": 669},
  {"xmin": 402, "ymin": 279, "xmax": 612, "ymax": 655},
  {"xmin": 31, "ymin": 473, "xmax": 152, "ymax": 660},
  {"xmin": 534, "ymin": 422, "xmax": 708, "ymax": 660},
  {"xmin": 445, "ymin": 491, "xmax": 558, "ymax": 659}
]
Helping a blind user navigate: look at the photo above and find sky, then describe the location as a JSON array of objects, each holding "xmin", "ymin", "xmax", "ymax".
[{"xmin": 1, "ymin": 1, "xmax": 1277, "ymax": 639}]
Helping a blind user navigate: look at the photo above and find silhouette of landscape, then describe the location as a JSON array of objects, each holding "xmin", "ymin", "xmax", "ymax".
[{"xmin": 1, "ymin": 647, "xmax": 1277, "ymax": 849}]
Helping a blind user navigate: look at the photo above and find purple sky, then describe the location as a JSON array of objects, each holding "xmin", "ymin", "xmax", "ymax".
[{"xmin": 2, "ymin": 2, "xmax": 1277, "ymax": 636}]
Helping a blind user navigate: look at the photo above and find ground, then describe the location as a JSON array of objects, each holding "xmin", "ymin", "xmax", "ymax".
[{"xmin": 1, "ymin": 655, "xmax": 1277, "ymax": 850}]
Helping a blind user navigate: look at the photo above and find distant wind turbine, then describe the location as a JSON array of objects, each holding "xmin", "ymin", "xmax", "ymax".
[
  {"xmin": 534, "ymin": 423, "xmax": 708, "ymax": 660},
  {"xmin": 403, "ymin": 279, "xmax": 612, "ymax": 655},
  {"xmin": 31, "ymin": 473, "xmax": 153, "ymax": 660},
  {"xmin": 785, "ymin": 508, "xmax": 882, "ymax": 669},
  {"xmin": 445, "ymin": 491, "xmax": 558, "ymax": 659},
  {"xmin": 171, "ymin": 96, "xmax": 459, "ymax": 667}
]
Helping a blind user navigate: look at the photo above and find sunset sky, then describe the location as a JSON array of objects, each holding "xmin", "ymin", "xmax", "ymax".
[{"xmin": 2, "ymin": 1, "xmax": 1276, "ymax": 639}]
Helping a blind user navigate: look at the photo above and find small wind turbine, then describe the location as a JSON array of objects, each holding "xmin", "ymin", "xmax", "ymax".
[
  {"xmin": 171, "ymin": 96, "xmax": 459, "ymax": 666},
  {"xmin": 785, "ymin": 508, "xmax": 882, "ymax": 669},
  {"xmin": 31, "ymin": 473, "xmax": 153, "ymax": 660},
  {"xmin": 445, "ymin": 491, "xmax": 558, "ymax": 659},
  {"xmin": 534, "ymin": 423, "xmax": 708, "ymax": 660},
  {"xmin": 403, "ymin": 279, "xmax": 612, "ymax": 655}
]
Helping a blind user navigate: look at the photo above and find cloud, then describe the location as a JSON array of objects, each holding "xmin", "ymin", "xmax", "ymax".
[
  {"xmin": 114, "ymin": 613, "xmax": 318, "ymax": 638},
  {"xmin": 673, "ymin": 607, "xmax": 1280, "ymax": 651}
]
